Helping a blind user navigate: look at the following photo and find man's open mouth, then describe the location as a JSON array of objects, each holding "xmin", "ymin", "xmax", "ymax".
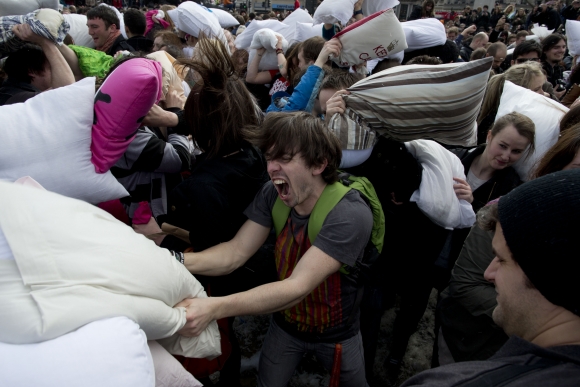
[{"xmin": 273, "ymin": 179, "xmax": 289, "ymax": 199}]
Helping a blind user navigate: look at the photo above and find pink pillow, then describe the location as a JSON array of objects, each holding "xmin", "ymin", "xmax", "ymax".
[{"xmin": 91, "ymin": 58, "xmax": 163, "ymax": 173}]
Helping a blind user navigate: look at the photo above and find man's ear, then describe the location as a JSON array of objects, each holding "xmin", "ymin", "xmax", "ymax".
[
  {"xmin": 312, "ymin": 159, "xmax": 328, "ymax": 176},
  {"xmin": 124, "ymin": 25, "xmax": 129, "ymax": 35}
]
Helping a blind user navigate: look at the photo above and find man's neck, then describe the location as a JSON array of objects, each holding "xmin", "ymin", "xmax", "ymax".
[
  {"xmin": 526, "ymin": 308, "xmax": 580, "ymax": 348},
  {"xmin": 294, "ymin": 180, "xmax": 327, "ymax": 217}
]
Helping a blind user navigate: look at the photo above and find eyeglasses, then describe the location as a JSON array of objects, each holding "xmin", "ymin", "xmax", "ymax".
[{"xmin": 516, "ymin": 57, "xmax": 541, "ymax": 63}]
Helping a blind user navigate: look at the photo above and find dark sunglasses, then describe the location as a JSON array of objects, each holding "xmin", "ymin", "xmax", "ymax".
[{"xmin": 516, "ymin": 57, "xmax": 541, "ymax": 63}]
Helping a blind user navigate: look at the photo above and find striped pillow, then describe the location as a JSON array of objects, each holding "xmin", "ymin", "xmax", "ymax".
[{"xmin": 333, "ymin": 57, "xmax": 493, "ymax": 147}]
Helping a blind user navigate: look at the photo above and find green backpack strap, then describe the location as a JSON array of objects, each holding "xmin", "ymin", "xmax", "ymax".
[
  {"xmin": 271, "ymin": 182, "xmax": 351, "ymax": 242},
  {"xmin": 272, "ymin": 196, "xmax": 292, "ymax": 237},
  {"xmin": 308, "ymin": 182, "xmax": 351, "ymax": 244}
]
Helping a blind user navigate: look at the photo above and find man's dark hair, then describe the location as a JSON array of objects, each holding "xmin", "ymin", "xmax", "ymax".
[
  {"xmin": 124, "ymin": 9, "xmax": 146, "ymax": 36},
  {"xmin": 403, "ymin": 40, "xmax": 459, "ymax": 64},
  {"xmin": 86, "ymin": 6, "xmax": 120, "ymax": 29},
  {"xmin": 320, "ymin": 69, "xmax": 362, "ymax": 92},
  {"xmin": 249, "ymin": 12, "xmax": 256, "ymax": 20},
  {"xmin": 512, "ymin": 40, "xmax": 542, "ymax": 61},
  {"xmin": 254, "ymin": 112, "xmax": 343, "ymax": 184},
  {"xmin": 541, "ymin": 34, "xmax": 565, "ymax": 61},
  {"xmin": 371, "ymin": 58, "xmax": 401, "ymax": 74},
  {"xmin": 3, "ymin": 45, "xmax": 48, "ymax": 83}
]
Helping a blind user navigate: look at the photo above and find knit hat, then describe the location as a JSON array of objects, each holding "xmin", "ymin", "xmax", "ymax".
[{"xmin": 498, "ymin": 169, "xmax": 580, "ymax": 315}]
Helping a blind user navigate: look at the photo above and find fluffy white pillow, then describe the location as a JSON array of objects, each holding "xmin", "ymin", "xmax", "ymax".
[
  {"xmin": 0, "ymin": 317, "xmax": 155, "ymax": 387},
  {"xmin": 292, "ymin": 22, "xmax": 323, "ymax": 44},
  {"xmin": 531, "ymin": 23, "xmax": 553, "ymax": 39},
  {"xmin": 209, "ymin": 8, "xmax": 239, "ymax": 28},
  {"xmin": 313, "ymin": 0, "xmax": 358, "ymax": 26},
  {"xmin": 0, "ymin": 181, "xmax": 221, "ymax": 358},
  {"xmin": 167, "ymin": 2, "xmax": 222, "ymax": 39},
  {"xmin": 63, "ymin": 13, "xmax": 94, "ymax": 48},
  {"xmin": 332, "ymin": 9, "xmax": 407, "ymax": 67},
  {"xmin": 567, "ymin": 20, "xmax": 580, "ymax": 56},
  {"xmin": 496, "ymin": 81, "xmax": 568, "ymax": 181},
  {"xmin": 0, "ymin": 0, "xmax": 58, "ymax": 16},
  {"xmin": 235, "ymin": 19, "xmax": 294, "ymax": 50},
  {"xmin": 0, "ymin": 77, "xmax": 128, "ymax": 204},
  {"xmin": 362, "ymin": 0, "xmax": 400, "ymax": 16},
  {"xmin": 250, "ymin": 28, "xmax": 289, "ymax": 51},
  {"xmin": 405, "ymin": 140, "xmax": 476, "ymax": 230},
  {"xmin": 402, "ymin": 18, "xmax": 447, "ymax": 52},
  {"xmin": 282, "ymin": 8, "xmax": 313, "ymax": 25}
]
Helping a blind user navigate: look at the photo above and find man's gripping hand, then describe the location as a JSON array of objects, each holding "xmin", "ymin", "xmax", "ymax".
[{"xmin": 175, "ymin": 297, "xmax": 220, "ymax": 337}]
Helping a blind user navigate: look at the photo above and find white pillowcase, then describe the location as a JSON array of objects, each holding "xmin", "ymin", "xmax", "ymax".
[
  {"xmin": 167, "ymin": 2, "xmax": 223, "ymax": 40},
  {"xmin": 362, "ymin": 0, "xmax": 400, "ymax": 16},
  {"xmin": 63, "ymin": 13, "xmax": 94, "ymax": 48},
  {"xmin": 496, "ymin": 81, "xmax": 568, "ymax": 181},
  {"xmin": 402, "ymin": 18, "xmax": 447, "ymax": 52},
  {"xmin": 292, "ymin": 22, "xmax": 323, "ymax": 44},
  {"xmin": 0, "ymin": 77, "xmax": 128, "ymax": 204},
  {"xmin": 0, "ymin": 317, "xmax": 155, "ymax": 387},
  {"xmin": 235, "ymin": 19, "xmax": 294, "ymax": 50},
  {"xmin": 567, "ymin": 20, "xmax": 580, "ymax": 56},
  {"xmin": 250, "ymin": 28, "xmax": 289, "ymax": 51},
  {"xmin": 405, "ymin": 139, "xmax": 476, "ymax": 230},
  {"xmin": 210, "ymin": 8, "xmax": 239, "ymax": 28},
  {"xmin": 282, "ymin": 8, "xmax": 313, "ymax": 25},
  {"xmin": 313, "ymin": 0, "xmax": 358, "ymax": 26}
]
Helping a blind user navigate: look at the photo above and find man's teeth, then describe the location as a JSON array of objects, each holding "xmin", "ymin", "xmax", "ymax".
[{"xmin": 273, "ymin": 180, "xmax": 285, "ymax": 185}]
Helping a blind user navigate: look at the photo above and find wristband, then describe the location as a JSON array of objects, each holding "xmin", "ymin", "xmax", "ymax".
[
  {"xmin": 354, "ymin": 9, "xmax": 363, "ymax": 16},
  {"xmin": 276, "ymin": 48, "xmax": 283, "ymax": 55},
  {"xmin": 170, "ymin": 250, "xmax": 185, "ymax": 265}
]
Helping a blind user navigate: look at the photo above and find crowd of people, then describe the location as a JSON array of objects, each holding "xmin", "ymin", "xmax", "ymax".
[{"xmin": 1, "ymin": 1, "xmax": 580, "ymax": 387}]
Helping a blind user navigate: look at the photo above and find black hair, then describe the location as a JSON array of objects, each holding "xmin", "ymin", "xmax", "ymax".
[
  {"xmin": 512, "ymin": 40, "xmax": 542, "ymax": 62},
  {"xmin": 3, "ymin": 45, "xmax": 48, "ymax": 84},
  {"xmin": 86, "ymin": 6, "xmax": 120, "ymax": 29},
  {"xmin": 541, "ymin": 34, "xmax": 566, "ymax": 61},
  {"xmin": 123, "ymin": 9, "xmax": 146, "ymax": 36}
]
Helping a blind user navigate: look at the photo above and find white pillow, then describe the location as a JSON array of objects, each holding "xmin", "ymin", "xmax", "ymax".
[
  {"xmin": 0, "ymin": 317, "xmax": 155, "ymax": 387},
  {"xmin": 0, "ymin": 78, "xmax": 128, "ymax": 204},
  {"xmin": 496, "ymin": 81, "xmax": 568, "ymax": 181},
  {"xmin": 250, "ymin": 28, "xmax": 289, "ymax": 51},
  {"xmin": 332, "ymin": 9, "xmax": 407, "ymax": 67},
  {"xmin": 531, "ymin": 23, "xmax": 553, "ymax": 39},
  {"xmin": 248, "ymin": 49, "xmax": 279, "ymax": 71},
  {"xmin": 292, "ymin": 22, "xmax": 323, "ymax": 44},
  {"xmin": 167, "ymin": 2, "xmax": 222, "ymax": 39},
  {"xmin": 567, "ymin": 20, "xmax": 580, "ymax": 56},
  {"xmin": 313, "ymin": 0, "xmax": 358, "ymax": 26},
  {"xmin": 209, "ymin": 8, "xmax": 239, "ymax": 28},
  {"xmin": 148, "ymin": 341, "xmax": 203, "ymax": 387},
  {"xmin": 362, "ymin": 0, "xmax": 400, "ymax": 16},
  {"xmin": 402, "ymin": 18, "xmax": 447, "ymax": 52},
  {"xmin": 234, "ymin": 19, "xmax": 294, "ymax": 50},
  {"xmin": 63, "ymin": 13, "xmax": 94, "ymax": 48},
  {"xmin": 282, "ymin": 8, "xmax": 313, "ymax": 25},
  {"xmin": 0, "ymin": 181, "xmax": 221, "ymax": 359},
  {"xmin": 405, "ymin": 139, "xmax": 476, "ymax": 230},
  {"xmin": 0, "ymin": 0, "xmax": 58, "ymax": 17}
]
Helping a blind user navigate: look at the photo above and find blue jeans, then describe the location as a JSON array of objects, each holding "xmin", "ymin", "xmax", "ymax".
[{"xmin": 257, "ymin": 319, "xmax": 368, "ymax": 387}]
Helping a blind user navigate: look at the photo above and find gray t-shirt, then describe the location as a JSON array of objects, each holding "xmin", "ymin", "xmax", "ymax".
[{"xmin": 244, "ymin": 181, "xmax": 373, "ymax": 341}]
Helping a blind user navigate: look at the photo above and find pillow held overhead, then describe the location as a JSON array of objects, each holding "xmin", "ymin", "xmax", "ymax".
[
  {"xmin": 495, "ymin": 81, "xmax": 568, "ymax": 181},
  {"xmin": 234, "ymin": 19, "xmax": 294, "ymax": 50},
  {"xmin": 91, "ymin": 58, "xmax": 163, "ymax": 173},
  {"xmin": 209, "ymin": 8, "xmax": 240, "ymax": 28},
  {"xmin": 331, "ymin": 9, "xmax": 407, "ymax": 67},
  {"xmin": 0, "ymin": 0, "xmax": 59, "ymax": 17},
  {"xmin": 331, "ymin": 57, "xmax": 493, "ymax": 147},
  {"xmin": 313, "ymin": 0, "xmax": 358, "ymax": 26},
  {"xmin": 402, "ymin": 18, "xmax": 447, "ymax": 52},
  {"xmin": 0, "ymin": 77, "xmax": 128, "ymax": 204},
  {"xmin": 566, "ymin": 20, "xmax": 580, "ymax": 56}
]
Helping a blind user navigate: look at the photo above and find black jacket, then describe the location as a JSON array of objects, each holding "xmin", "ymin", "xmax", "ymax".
[
  {"xmin": 543, "ymin": 61, "xmax": 565, "ymax": 87},
  {"xmin": 451, "ymin": 145, "xmax": 522, "ymax": 213},
  {"xmin": 0, "ymin": 78, "xmax": 38, "ymax": 106},
  {"xmin": 126, "ymin": 35, "xmax": 154, "ymax": 53},
  {"xmin": 106, "ymin": 35, "xmax": 134, "ymax": 56},
  {"xmin": 460, "ymin": 45, "xmax": 474, "ymax": 62},
  {"xmin": 162, "ymin": 142, "xmax": 269, "ymax": 252}
]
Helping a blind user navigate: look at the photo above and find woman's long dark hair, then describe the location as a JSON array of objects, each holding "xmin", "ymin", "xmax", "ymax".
[{"xmin": 180, "ymin": 36, "xmax": 261, "ymax": 159}]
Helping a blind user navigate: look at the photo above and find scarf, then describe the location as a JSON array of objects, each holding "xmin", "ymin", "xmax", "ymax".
[{"xmin": 97, "ymin": 30, "xmax": 121, "ymax": 54}]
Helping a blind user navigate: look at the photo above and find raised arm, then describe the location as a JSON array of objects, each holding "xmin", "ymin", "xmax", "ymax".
[
  {"xmin": 12, "ymin": 24, "xmax": 74, "ymax": 89},
  {"xmin": 246, "ymin": 47, "xmax": 275, "ymax": 84}
]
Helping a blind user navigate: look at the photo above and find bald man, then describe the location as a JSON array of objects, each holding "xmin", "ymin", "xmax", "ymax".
[{"xmin": 460, "ymin": 32, "xmax": 489, "ymax": 62}]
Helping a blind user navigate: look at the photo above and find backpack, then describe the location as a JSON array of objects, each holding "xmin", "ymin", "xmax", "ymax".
[{"xmin": 271, "ymin": 172, "xmax": 385, "ymax": 284}]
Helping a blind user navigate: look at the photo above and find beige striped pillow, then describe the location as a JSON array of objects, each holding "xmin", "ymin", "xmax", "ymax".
[{"xmin": 330, "ymin": 57, "xmax": 493, "ymax": 148}]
